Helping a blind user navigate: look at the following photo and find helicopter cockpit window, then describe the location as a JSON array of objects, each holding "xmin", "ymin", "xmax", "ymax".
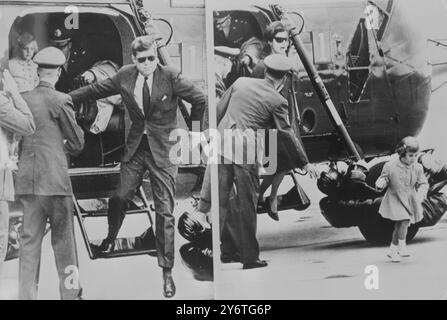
[
  {"xmin": 347, "ymin": 2, "xmax": 391, "ymax": 103},
  {"xmin": 366, "ymin": 0, "xmax": 393, "ymax": 41},
  {"xmin": 347, "ymin": 18, "xmax": 370, "ymax": 103}
]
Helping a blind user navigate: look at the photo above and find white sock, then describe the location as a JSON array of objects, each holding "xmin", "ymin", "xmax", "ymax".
[
  {"xmin": 390, "ymin": 244, "xmax": 398, "ymax": 251},
  {"xmin": 398, "ymin": 240, "xmax": 406, "ymax": 248}
]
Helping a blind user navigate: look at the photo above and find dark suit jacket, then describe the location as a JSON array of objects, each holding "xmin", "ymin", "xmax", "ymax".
[
  {"xmin": 69, "ymin": 64, "xmax": 206, "ymax": 168},
  {"xmin": 16, "ymin": 82, "xmax": 85, "ymax": 196},
  {"xmin": 217, "ymin": 77, "xmax": 308, "ymax": 170}
]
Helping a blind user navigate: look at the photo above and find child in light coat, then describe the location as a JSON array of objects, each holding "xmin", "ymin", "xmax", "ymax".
[{"xmin": 376, "ymin": 137, "xmax": 428, "ymax": 262}]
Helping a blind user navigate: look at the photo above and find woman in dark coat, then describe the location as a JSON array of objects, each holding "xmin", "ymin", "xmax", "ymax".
[{"xmin": 252, "ymin": 22, "xmax": 315, "ymax": 221}]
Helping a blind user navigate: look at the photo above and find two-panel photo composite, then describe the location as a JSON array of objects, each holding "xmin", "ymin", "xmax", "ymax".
[{"xmin": 1, "ymin": 0, "xmax": 447, "ymax": 301}]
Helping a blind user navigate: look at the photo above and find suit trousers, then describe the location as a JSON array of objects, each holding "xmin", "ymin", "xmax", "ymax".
[
  {"xmin": 110, "ymin": 137, "xmax": 177, "ymax": 269},
  {"xmin": 0, "ymin": 201, "xmax": 8, "ymax": 277},
  {"xmin": 18, "ymin": 195, "xmax": 81, "ymax": 300},
  {"xmin": 198, "ymin": 164, "xmax": 211, "ymax": 213},
  {"xmin": 218, "ymin": 162, "xmax": 260, "ymax": 264}
]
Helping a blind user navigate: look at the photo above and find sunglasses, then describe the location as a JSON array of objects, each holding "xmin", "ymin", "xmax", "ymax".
[
  {"xmin": 136, "ymin": 55, "xmax": 157, "ymax": 63},
  {"xmin": 274, "ymin": 37, "xmax": 289, "ymax": 44}
]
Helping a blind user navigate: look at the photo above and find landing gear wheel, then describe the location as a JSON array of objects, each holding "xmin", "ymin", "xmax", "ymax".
[{"xmin": 358, "ymin": 215, "xmax": 420, "ymax": 245}]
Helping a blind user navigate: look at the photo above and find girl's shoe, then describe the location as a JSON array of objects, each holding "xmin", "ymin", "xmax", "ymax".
[
  {"xmin": 387, "ymin": 246, "xmax": 401, "ymax": 263},
  {"xmin": 398, "ymin": 242, "xmax": 411, "ymax": 257}
]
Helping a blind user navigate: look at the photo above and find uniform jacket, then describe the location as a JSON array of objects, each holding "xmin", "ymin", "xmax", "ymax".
[
  {"xmin": 378, "ymin": 158, "xmax": 429, "ymax": 224},
  {"xmin": 56, "ymin": 47, "xmax": 95, "ymax": 93},
  {"xmin": 252, "ymin": 59, "xmax": 309, "ymax": 171},
  {"xmin": 69, "ymin": 64, "xmax": 206, "ymax": 168},
  {"xmin": 0, "ymin": 92, "xmax": 35, "ymax": 200},
  {"xmin": 15, "ymin": 82, "xmax": 85, "ymax": 196},
  {"xmin": 216, "ymin": 77, "xmax": 308, "ymax": 170},
  {"xmin": 214, "ymin": 14, "xmax": 259, "ymax": 48}
]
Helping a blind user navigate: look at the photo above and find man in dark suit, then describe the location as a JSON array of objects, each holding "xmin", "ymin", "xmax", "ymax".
[
  {"xmin": 216, "ymin": 55, "xmax": 310, "ymax": 270},
  {"xmin": 69, "ymin": 35, "xmax": 206, "ymax": 298},
  {"xmin": 16, "ymin": 47, "xmax": 85, "ymax": 300}
]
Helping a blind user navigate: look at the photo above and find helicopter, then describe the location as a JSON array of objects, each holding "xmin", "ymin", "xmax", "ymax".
[
  {"xmin": 211, "ymin": 0, "xmax": 447, "ymax": 244},
  {"xmin": 1, "ymin": 0, "xmax": 211, "ymax": 266}
]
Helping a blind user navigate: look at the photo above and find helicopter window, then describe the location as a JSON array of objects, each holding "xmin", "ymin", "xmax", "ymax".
[
  {"xmin": 312, "ymin": 31, "xmax": 332, "ymax": 66},
  {"xmin": 366, "ymin": 0, "xmax": 393, "ymax": 41},
  {"xmin": 347, "ymin": 18, "xmax": 371, "ymax": 103}
]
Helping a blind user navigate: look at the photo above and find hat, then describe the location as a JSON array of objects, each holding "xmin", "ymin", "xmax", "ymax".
[
  {"xmin": 214, "ymin": 46, "xmax": 240, "ymax": 59},
  {"xmin": 33, "ymin": 47, "xmax": 66, "ymax": 68},
  {"xmin": 49, "ymin": 28, "xmax": 71, "ymax": 48},
  {"xmin": 214, "ymin": 11, "xmax": 231, "ymax": 20},
  {"xmin": 264, "ymin": 54, "xmax": 292, "ymax": 73},
  {"xmin": 17, "ymin": 32, "xmax": 36, "ymax": 48}
]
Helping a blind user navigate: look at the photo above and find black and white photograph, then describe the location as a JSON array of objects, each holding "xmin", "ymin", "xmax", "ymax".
[
  {"xmin": 1, "ymin": 0, "xmax": 447, "ymax": 302},
  {"xmin": 0, "ymin": 0, "xmax": 213, "ymax": 300},
  {"xmin": 207, "ymin": 0, "xmax": 447, "ymax": 300}
]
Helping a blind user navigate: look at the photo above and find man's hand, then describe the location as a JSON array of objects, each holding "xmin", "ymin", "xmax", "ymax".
[
  {"xmin": 191, "ymin": 209, "xmax": 211, "ymax": 230},
  {"xmin": 2, "ymin": 70, "xmax": 20, "ymax": 97},
  {"xmin": 81, "ymin": 71, "xmax": 96, "ymax": 84},
  {"xmin": 303, "ymin": 163, "xmax": 319, "ymax": 179},
  {"xmin": 240, "ymin": 55, "xmax": 252, "ymax": 67}
]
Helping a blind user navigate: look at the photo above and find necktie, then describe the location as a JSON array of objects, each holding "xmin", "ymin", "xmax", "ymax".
[{"xmin": 143, "ymin": 77, "xmax": 151, "ymax": 117}]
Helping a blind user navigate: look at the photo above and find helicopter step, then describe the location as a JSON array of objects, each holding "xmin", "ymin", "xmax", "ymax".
[
  {"xmin": 89, "ymin": 230, "xmax": 157, "ymax": 259},
  {"xmin": 70, "ymin": 167, "xmax": 156, "ymax": 260}
]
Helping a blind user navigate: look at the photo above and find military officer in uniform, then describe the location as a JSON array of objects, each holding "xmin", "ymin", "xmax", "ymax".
[
  {"xmin": 49, "ymin": 27, "xmax": 95, "ymax": 93},
  {"xmin": 214, "ymin": 11, "xmax": 264, "ymax": 85},
  {"xmin": 216, "ymin": 55, "xmax": 309, "ymax": 269},
  {"xmin": 214, "ymin": 11, "xmax": 259, "ymax": 49},
  {"xmin": 214, "ymin": 46, "xmax": 239, "ymax": 99},
  {"xmin": 16, "ymin": 47, "xmax": 85, "ymax": 300}
]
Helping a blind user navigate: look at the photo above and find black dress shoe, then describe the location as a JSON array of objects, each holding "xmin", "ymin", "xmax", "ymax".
[
  {"xmin": 220, "ymin": 253, "xmax": 241, "ymax": 264},
  {"xmin": 243, "ymin": 259, "xmax": 268, "ymax": 270},
  {"xmin": 98, "ymin": 238, "xmax": 115, "ymax": 253},
  {"xmin": 163, "ymin": 275, "xmax": 176, "ymax": 298}
]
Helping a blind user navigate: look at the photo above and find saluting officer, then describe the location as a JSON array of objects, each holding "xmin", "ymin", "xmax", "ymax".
[{"xmin": 16, "ymin": 47, "xmax": 85, "ymax": 300}]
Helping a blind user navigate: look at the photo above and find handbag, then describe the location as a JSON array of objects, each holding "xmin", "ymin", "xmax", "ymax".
[{"xmin": 291, "ymin": 170, "xmax": 311, "ymax": 210}]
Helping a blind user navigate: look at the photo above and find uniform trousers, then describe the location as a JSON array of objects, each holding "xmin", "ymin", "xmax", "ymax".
[
  {"xmin": 218, "ymin": 162, "xmax": 260, "ymax": 264},
  {"xmin": 18, "ymin": 195, "xmax": 81, "ymax": 300}
]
